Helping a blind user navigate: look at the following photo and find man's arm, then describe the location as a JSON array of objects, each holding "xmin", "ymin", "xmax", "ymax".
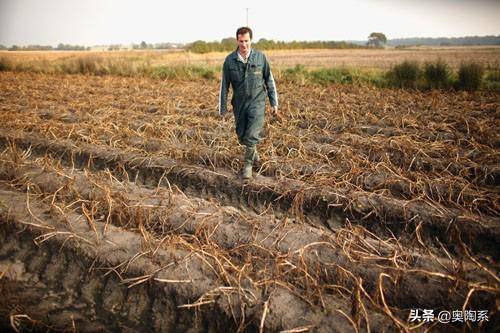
[
  {"xmin": 218, "ymin": 61, "xmax": 231, "ymax": 116},
  {"xmin": 263, "ymin": 55, "xmax": 278, "ymax": 110}
]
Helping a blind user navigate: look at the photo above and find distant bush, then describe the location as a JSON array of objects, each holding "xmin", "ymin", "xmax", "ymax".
[
  {"xmin": 53, "ymin": 56, "xmax": 108, "ymax": 75},
  {"xmin": 0, "ymin": 57, "xmax": 12, "ymax": 71},
  {"xmin": 360, "ymin": 69, "xmax": 390, "ymax": 87},
  {"xmin": 387, "ymin": 61, "xmax": 420, "ymax": 88},
  {"xmin": 310, "ymin": 68, "xmax": 353, "ymax": 85},
  {"xmin": 1, "ymin": 52, "xmax": 496, "ymax": 91},
  {"xmin": 77, "ymin": 56, "xmax": 102, "ymax": 74},
  {"xmin": 281, "ymin": 65, "xmax": 308, "ymax": 84},
  {"xmin": 149, "ymin": 65, "xmax": 216, "ymax": 80},
  {"xmin": 106, "ymin": 59, "xmax": 137, "ymax": 76},
  {"xmin": 188, "ymin": 66, "xmax": 217, "ymax": 80},
  {"xmin": 187, "ymin": 41, "xmax": 234, "ymax": 54},
  {"xmin": 56, "ymin": 43, "xmax": 88, "ymax": 51},
  {"xmin": 279, "ymin": 65, "xmax": 387, "ymax": 87},
  {"xmin": 457, "ymin": 62, "xmax": 484, "ymax": 91},
  {"xmin": 483, "ymin": 63, "xmax": 500, "ymax": 91},
  {"xmin": 149, "ymin": 65, "xmax": 175, "ymax": 80},
  {"xmin": 423, "ymin": 59, "xmax": 451, "ymax": 89}
]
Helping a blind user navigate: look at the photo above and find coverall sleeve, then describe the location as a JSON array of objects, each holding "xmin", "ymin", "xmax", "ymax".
[
  {"xmin": 218, "ymin": 60, "xmax": 231, "ymax": 115},
  {"xmin": 263, "ymin": 55, "xmax": 279, "ymax": 107}
]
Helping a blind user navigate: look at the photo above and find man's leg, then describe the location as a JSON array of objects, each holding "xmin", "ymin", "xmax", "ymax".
[
  {"xmin": 233, "ymin": 106, "xmax": 246, "ymax": 145},
  {"xmin": 241, "ymin": 106, "xmax": 265, "ymax": 179},
  {"xmin": 233, "ymin": 105, "xmax": 253, "ymax": 179}
]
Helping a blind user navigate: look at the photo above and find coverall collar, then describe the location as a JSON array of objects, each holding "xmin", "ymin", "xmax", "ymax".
[
  {"xmin": 237, "ymin": 48, "xmax": 252, "ymax": 63},
  {"xmin": 231, "ymin": 48, "xmax": 256, "ymax": 64}
]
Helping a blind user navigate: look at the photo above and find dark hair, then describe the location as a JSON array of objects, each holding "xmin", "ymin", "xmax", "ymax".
[{"xmin": 236, "ymin": 27, "xmax": 253, "ymax": 40}]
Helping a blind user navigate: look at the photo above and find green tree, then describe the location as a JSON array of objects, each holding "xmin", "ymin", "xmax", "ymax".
[
  {"xmin": 367, "ymin": 32, "xmax": 387, "ymax": 47},
  {"xmin": 221, "ymin": 37, "xmax": 236, "ymax": 51},
  {"xmin": 188, "ymin": 41, "xmax": 209, "ymax": 53},
  {"xmin": 221, "ymin": 37, "xmax": 236, "ymax": 45}
]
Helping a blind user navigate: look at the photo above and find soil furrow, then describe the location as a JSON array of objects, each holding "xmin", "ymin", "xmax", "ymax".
[
  {"xmin": 0, "ymin": 129, "xmax": 498, "ymax": 260},
  {"xmin": 0, "ymin": 183, "xmax": 395, "ymax": 332}
]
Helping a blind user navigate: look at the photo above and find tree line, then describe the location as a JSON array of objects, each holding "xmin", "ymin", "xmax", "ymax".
[
  {"xmin": 388, "ymin": 35, "xmax": 500, "ymax": 47},
  {"xmin": 186, "ymin": 38, "xmax": 366, "ymax": 53},
  {"xmin": 2, "ymin": 34, "xmax": 498, "ymax": 52},
  {"xmin": 0, "ymin": 44, "xmax": 90, "ymax": 51},
  {"xmin": 0, "ymin": 42, "xmax": 183, "ymax": 51}
]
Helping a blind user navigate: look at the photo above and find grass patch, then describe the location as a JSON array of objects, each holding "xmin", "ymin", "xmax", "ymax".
[
  {"xmin": 387, "ymin": 61, "xmax": 420, "ymax": 89},
  {"xmin": 309, "ymin": 68, "xmax": 353, "ymax": 85},
  {"xmin": 0, "ymin": 53, "xmax": 497, "ymax": 91},
  {"xmin": 457, "ymin": 62, "xmax": 484, "ymax": 91},
  {"xmin": 0, "ymin": 57, "xmax": 13, "ymax": 71},
  {"xmin": 280, "ymin": 65, "xmax": 387, "ymax": 87},
  {"xmin": 148, "ymin": 65, "xmax": 217, "ymax": 80},
  {"xmin": 483, "ymin": 64, "xmax": 500, "ymax": 91},
  {"xmin": 423, "ymin": 59, "xmax": 451, "ymax": 89}
]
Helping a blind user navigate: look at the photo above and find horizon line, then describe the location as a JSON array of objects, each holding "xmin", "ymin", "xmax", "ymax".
[{"xmin": 1, "ymin": 34, "xmax": 500, "ymax": 48}]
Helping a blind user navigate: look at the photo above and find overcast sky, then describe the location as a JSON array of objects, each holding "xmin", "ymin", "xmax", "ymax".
[{"xmin": 1, "ymin": 0, "xmax": 499, "ymax": 46}]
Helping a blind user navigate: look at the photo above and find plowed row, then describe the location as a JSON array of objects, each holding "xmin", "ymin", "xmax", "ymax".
[{"xmin": 0, "ymin": 71, "xmax": 498, "ymax": 332}]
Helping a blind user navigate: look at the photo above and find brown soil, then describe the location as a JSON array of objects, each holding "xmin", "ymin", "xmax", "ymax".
[
  {"xmin": 0, "ymin": 71, "xmax": 498, "ymax": 332},
  {"xmin": 0, "ymin": 129, "xmax": 498, "ymax": 260},
  {"xmin": 0, "ymin": 184, "xmax": 376, "ymax": 332}
]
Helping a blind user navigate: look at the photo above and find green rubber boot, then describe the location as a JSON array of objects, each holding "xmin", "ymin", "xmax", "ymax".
[
  {"xmin": 241, "ymin": 146, "xmax": 255, "ymax": 179},
  {"xmin": 253, "ymin": 148, "xmax": 261, "ymax": 170}
]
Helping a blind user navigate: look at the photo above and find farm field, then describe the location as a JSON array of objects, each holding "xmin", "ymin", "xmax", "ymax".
[
  {"xmin": 2, "ymin": 45, "xmax": 500, "ymax": 70},
  {"xmin": 0, "ymin": 48, "xmax": 499, "ymax": 332}
]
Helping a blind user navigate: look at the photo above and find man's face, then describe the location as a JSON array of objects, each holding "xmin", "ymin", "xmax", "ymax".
[{"xmin": 237, "ymin": 33, "xmax": 252, "ymax": 55}]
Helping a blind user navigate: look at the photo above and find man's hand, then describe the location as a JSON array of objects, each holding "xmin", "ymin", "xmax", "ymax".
[
  {"xmin": 270, "ymin": 106, "xmax": 280, "ymax": 119},
  {"xmin": 220, "ymin": 108, "xmax": 232, "ymax": 120}
]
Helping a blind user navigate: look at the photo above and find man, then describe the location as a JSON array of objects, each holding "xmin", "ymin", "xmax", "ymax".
[{"xmin": 218, "ymin": 26, "xmax": 279, "ymax": 179}]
